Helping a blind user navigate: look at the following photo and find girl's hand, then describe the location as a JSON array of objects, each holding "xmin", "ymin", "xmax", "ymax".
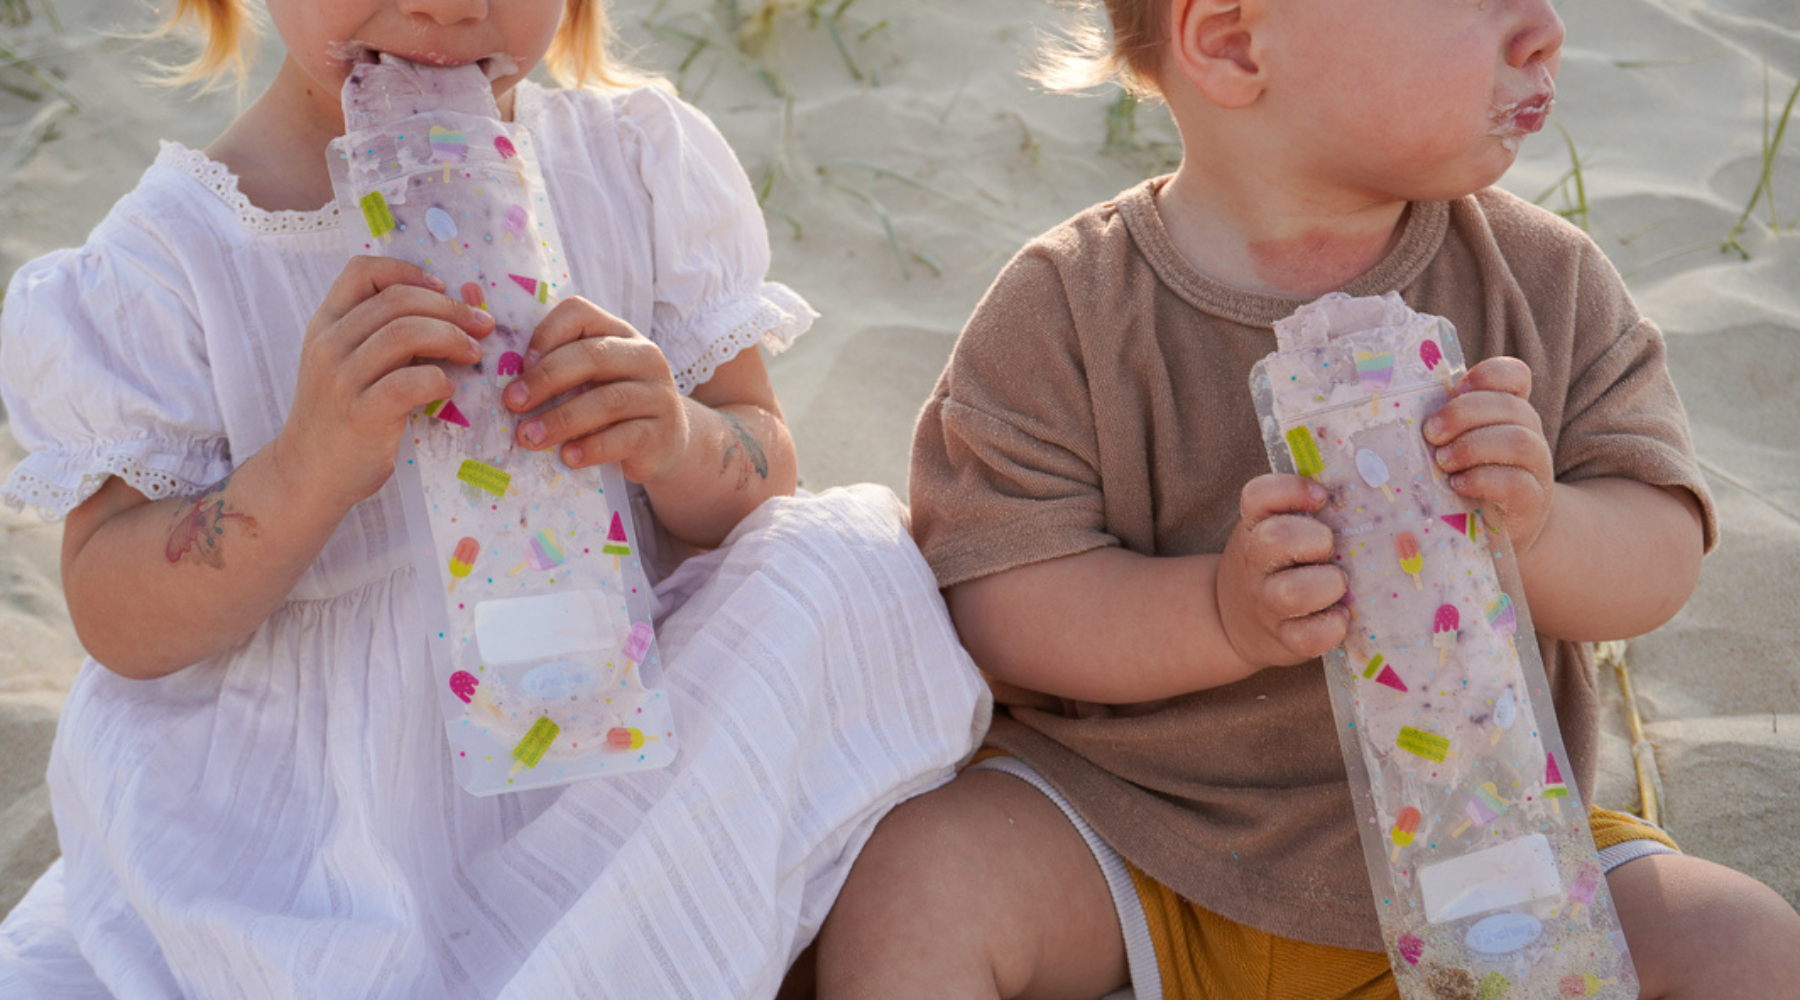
[
  {"xmin": 501, "ymin": 297, "xmax": 691, "ymax": 485},
  {"xmin": 280, "ymin": 257, "xmax": 493, "ymax": 510},
  {"xmin": 1423, "ymin": 357, "xmax": 1555, "ymax": 553},
  {"xmin": 1216, "ymin": 474, "xmax": 1349, "ymax": 673}
]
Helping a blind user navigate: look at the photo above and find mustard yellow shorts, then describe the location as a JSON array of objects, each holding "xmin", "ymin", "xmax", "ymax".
[{"xmin": 970, "ymin": 757, "xmax": 1678, "ymax": 1000}]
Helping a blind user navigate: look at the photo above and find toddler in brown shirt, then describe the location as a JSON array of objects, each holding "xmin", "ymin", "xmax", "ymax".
[{"xmin": 813, "ymin": 0, "xmax": 1800, "ymax": 998}]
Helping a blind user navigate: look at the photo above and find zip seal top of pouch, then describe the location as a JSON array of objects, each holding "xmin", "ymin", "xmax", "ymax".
[
  {"xmin": 1250, "ymin": 292, "xmax": 1634, "ymax": 1000},
  {"xmin": 328, "ymin": 55, "xmax": 676, "ymax": 796}
]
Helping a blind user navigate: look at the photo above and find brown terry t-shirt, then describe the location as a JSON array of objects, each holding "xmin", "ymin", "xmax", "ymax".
[{"xmin": 908, "ymin": 179, "xmax": 1717, "ymax": 952}]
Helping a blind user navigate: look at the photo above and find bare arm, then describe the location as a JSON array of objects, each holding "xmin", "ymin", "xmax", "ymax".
[
  {"xmin": 61, "ymin": 257, "xmax": 494, "ymax": 680},
  {"xmin": 1424, "ymin": 357, "xmax": 1706, "ymax": 642},
  {"xmin": 947, "ymin": 475, "xmax": 1348, "ymax": 703},
  {"xmin": 1517, "ymin": 479, "xmax": 1704, "ymax": 640},
  {"xmin": 60, "ymin": 444, "xmax": 350, "ymax": 679}
]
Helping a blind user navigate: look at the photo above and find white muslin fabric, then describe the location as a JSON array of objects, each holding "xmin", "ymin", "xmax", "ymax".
[{"xmin": 0, "ymin": 82, "xmax": 989, "ymax": 999}]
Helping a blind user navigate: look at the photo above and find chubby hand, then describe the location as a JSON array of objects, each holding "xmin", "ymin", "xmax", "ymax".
[
  {"xmin": 1424, "ymin": 357, "xmax": 1555, "ymax": 552},
  {"xmin": 282, "ymin": 257, "xmax": 492, "ymax": 510},
  {"xmin": 502, "ymin": 297, "xmax": 690, "ymax": 484},
  {"xmin": 1216, "ymin": 474, "xmax": 1349, "ymax": 672}
]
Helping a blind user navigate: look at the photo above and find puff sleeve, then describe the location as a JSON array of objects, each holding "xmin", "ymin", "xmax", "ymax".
[
  {"xmin": 0, "ymin": 216, "xmax": 229, "ymax": 521},
  {"xmin": 615, "ymin": 86, "xmax": 816, "ymax": 395}
]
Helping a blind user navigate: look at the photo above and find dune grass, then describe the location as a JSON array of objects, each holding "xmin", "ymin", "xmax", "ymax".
[
  {"xmin": 0, "ymin": 0, "xmax": 79, "ymax": 183},
  {"xmin": 1720, "ymin": 66, "xmax": 1799, "ymax": 260}
]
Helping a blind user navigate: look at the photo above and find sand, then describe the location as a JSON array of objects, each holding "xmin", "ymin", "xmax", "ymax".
[{"xmin": 1, "ymin": 0, "xmax": 1795, "ymax": 935}]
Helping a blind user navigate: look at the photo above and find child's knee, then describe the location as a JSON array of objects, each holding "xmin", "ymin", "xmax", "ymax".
[{"xmin": 1609, "ymin": 853, "xmax": 1800, "ymax": 995}]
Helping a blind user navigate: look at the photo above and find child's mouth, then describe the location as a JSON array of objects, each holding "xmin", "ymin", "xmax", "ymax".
[
  {"xmin": 332, "ymin": 42, "xmax": 513, "ymax": 80},
  {"xmin": 1490, "ymin": 92, "xmax": 1554, "ymax": 145}
]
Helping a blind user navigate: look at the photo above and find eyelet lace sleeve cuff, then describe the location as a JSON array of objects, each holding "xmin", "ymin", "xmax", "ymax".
[
  {"xmin": 665, "ymin": 282, "xmax": 817, "ymax": 396},
  {"xmin": 1, "ymin": 439, "xmax": 233, "ymax": 522}
]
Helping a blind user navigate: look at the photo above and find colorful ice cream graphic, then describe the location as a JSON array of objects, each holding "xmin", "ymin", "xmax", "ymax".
[
  {"xmin": 1544, "ymin": 753, "xmax": 1570, "ymax": 809},
  {"xmin": 424, "ymin": 206, "xmax": 463, "ymax": 255},
  {"xmin": 429, "ymin": 124, "xmax": 467, "ymax": 180},
  {"xmin": 456, "ymin": 459, "xmax": 511, "ymax": 498},
  {"xmin": 622, "ymin": 621, "xmax": 654, "ymax": 673},
  {"xmin": 423, "ymin": 397, "xmax": 469, "ymax": 427},
  {"xmin": 1355, "ymin": 349, "xmax": 1394, "ymax": 411},
  {"xmin": 1396, "ymin": 532, "xmax": 1423, "ymax": 589},
  {"xmin": 449, "ymin": 669, "xmax": 479, "ymax": 704},
  {"xmin": 447, "ymin": 535, "xmax": 480, "ymax": 592},
  {"xmin": 1453, "ymin": 781, "xmax": 1509, "ymax": 835},
  {"xmin": 1286, "ymin": 425, "xmax": 1325, "ymax": 479},
  {"xmin": 1390, "ymin": 805, "xmax": 1421, "ymax": 860},
  {"xmin": 1486, "ymin": 593, "xmax": 1518, "ymax": 655},
  {"xmin": 460, "ymin": 282, "xmax": 487, "ymax": 310},
  {"xmin": 508, "ymin": 528, "xmax": 568, "ymax": 576},
  {"xmin": 1356, "ymin": 448, "xmax": 1395, "ymax": 501},
  {"xmin": 604, "ymin": 511, "xmax": 631, "ymax": 569},
  {"xmin": 606, "ymin": 727, "xmax": 652, "ymax": 752},
  {"xmin": 1433, "ymin": 603, "xmax": 1460, "ymax": 665},
  {"xmin": 509, "ymin": 273, "xmax": 550, "ymax": 304},
  {"xmin": 508, "ymin": 715, "xmax": 560, "ymax": 775},
  {"xmin": 503, "ymin": 204, "xmax": 528, "ymax": 244},
  {"xmin": 360, "ymin": 189, "xmax": 396, "ymax": 242}
]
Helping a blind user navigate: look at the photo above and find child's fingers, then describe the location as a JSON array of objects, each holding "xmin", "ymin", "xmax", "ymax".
[
  {"xmin": 513, "ymin": 378, "xmax": 651, "ymax": 451},
  {"xmin": 1263, "ymin": 563, "xmax": 1348, "ymax": 622},
  {"xmin": 1455, "ymin": 356, "xmax": 1533, "ymax": 398},
  {"xmin": 1443, "ymin": 463, "xmax": 1549, "ymax": 516},
  {"xmin": 558, "ymin": 418, "xmax": 661, "ymax": 475},
  {"xmin": 331, "ymin": 284, "xmax": 494, "ymax": 354},
  {"xmin": 520, "ymin": 296, "xmax": 642, "ymax": 364},
  {"xmin": 346, "ymin": 315, "xmax": 485, "ymax": 386},
  {"xmin": 314, "ymin": 257, "xmax": 448, "ymax": 329},
  {"xmin": 504, "ymin": 335, "xmax": 668, "ymax": 414},
  {"xmin": 363, "ymin": 364, "xmax": 456, "ymax": 420},
  {"xmin": 1423, "ymin": 386, "xmax": 1543, "ymax": 448},
  {"xmin": 1246, "ymin": 513, "xmax": 1337, "ymax": 573},
  {"xmin": 1431, "ymin": 422, "xmax": 1549, "ymax": 476},
  {"xmin": 1239, "ymin": 473, "xmax": 1329, "ymax": 527},
  {"xmin": 1275, "ymin": 606, "xmax": 1351, "ymax": 662}
]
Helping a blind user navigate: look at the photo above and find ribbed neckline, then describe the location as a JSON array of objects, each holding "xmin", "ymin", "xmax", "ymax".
[
  {"xmin": 1117, "ymin": 177, "xmax": 1450, "ymax": 329},
  {"xmin": 156, "ymin": 80, "xmax": 548, "ymax": 237}
]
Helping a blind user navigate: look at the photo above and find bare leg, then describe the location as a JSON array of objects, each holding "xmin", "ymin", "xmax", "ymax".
[
  {"xmin": 816, "ymin": 769, "xmax": 1130, "ymax": 999},
  {"xmin": 1609, "ymin": 852, "xmax": 1800, "ymax": 999}
]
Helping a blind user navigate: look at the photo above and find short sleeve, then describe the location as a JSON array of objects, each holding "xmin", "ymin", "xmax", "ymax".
[
  {"xmin": 1554, "ymin": 242, "xmax": 1719, "ymax": 552},
  {"xmin": 0, "ymin": 221, "xmax": 229, "ymax": 521},
  {"xmin": 616, "ymin": 87, "xmax": 816, "ymax": 395},
  {"xmin": 909, "ymin": 246, "xmax": 1114, "ymax": 589}
]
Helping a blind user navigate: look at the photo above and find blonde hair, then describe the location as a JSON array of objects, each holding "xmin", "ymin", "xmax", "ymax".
[
  {"xmin": 152, "ymin": 0, "xmax": 648, "ymax": 92},
  {"xmin": 1033, "ymin": 0, "xmax": 1169, "ymax": 98}
]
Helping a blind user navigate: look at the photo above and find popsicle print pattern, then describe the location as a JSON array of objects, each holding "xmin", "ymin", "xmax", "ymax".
[
  {"xmin": 330, "ymin": 57, "xmax": 672, "ymax": 796},
  {"xmin": 1253, "ymin": 293, "xmax": 1635, "ymax": 1000}
]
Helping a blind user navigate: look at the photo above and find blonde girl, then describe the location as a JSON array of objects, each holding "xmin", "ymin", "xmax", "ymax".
[{"xmin": 0, "ymin": 2, "xmax": 988, "ymax": 996}]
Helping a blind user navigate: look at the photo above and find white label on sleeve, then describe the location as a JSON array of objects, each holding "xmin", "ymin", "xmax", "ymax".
[
  {"xmin": 474, "ymin": 591, "xmax": 617, "ymax": 665},
  {"xmin": 1418, "ymin": 834, "xmax": 1562, "ymax": 924}
]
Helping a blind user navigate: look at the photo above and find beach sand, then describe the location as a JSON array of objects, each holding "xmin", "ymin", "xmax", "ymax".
[{"xmin": 2, "ymin": 0, "xmax": 1795, "ymax": 936}]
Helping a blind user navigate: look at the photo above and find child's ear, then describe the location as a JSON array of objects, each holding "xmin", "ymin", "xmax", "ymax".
[{"xmin": 1168, "ymin": 0, "xmax": 1267, "ymax": 109}]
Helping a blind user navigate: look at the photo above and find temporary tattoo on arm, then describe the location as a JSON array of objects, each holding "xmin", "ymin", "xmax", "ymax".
[
  {"xmin": 165, "ymin": 473, "xmax": 260, "ymax": 568},
  {"xmin": 718, "ymin": 412, "xmax": 769, "ymax": 491}
]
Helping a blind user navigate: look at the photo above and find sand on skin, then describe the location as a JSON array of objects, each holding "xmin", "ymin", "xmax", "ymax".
[{"xmin": 1, "ymin": 0, "xmax": 1795, "ymax": 922}]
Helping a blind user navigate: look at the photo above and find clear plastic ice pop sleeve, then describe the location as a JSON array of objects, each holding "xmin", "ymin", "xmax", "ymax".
[
  {"xmin": 326, "ymin": 56, "xmax": 677, "ymax": 796},
  {"xmin": 1250, "ymin": 292, "xmax": 1636, "ymax": 1000}
]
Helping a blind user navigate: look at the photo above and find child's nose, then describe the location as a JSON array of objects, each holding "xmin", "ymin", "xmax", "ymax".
[
  {"xmin": 396, "ymin": 0, "xmax": 489, "ymax": 27},
  {"xmin": 1507, "ymin": 0, "xmax": 1565, "ymax": 70}
]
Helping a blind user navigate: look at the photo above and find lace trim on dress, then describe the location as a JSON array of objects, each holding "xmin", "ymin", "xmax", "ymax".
[
  {"xmin": 1, "ymin": 448, "xmax": 229, "ymax": 523},
  {"xmin": 156, "ymin": 142, "xmax": 343, "ymax": 236},
  {"xmin": 667, "ymin": 283, "xmax": 816, "ymax": 396}
]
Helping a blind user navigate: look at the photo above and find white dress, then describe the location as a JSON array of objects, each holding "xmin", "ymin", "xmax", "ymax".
[{"xmin": 0, "ymin": 82, "xmax": 990, "ymax": 1000}]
